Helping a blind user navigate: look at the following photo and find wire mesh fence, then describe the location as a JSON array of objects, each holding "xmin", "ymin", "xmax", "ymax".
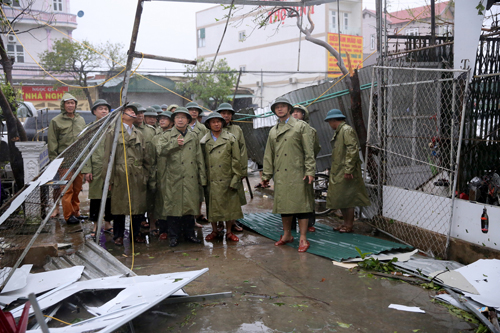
[
  {"xmin": 364, "ymin": 66, "xmax": 469, "ymax": 258},
  {"xmin": 0, "ymin": 109, "xmax": 121, "ymax": 289}
]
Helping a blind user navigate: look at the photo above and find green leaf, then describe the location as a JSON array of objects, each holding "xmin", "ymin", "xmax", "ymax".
[
  {"xmin": 174, "ymin": 278, "xmax": 183, "ymax": 283},
  {"xmin": 337, "ymin": 322, "xmax": 351, "ymax": 328},
  {"xmin": 274, "ymin": 302, "xmax": 285, "ymax": 306}
]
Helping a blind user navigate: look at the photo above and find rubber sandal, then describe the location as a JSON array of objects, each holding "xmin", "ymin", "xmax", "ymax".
[
  {"xmin": 333, "ymin": 225, "xmax": 346, "ymax": 232},
  {"xmin": 275, "ymin": 235, "xmax": 294, "ymax": 246},
  {"xmin": 226, "ymin": 232, "xmax": 239, "ymax": 242},
  {"xmin": 298, "ymin": 240, "xmax": 310, "ymax": 252},
  {"xmin": 205, "ymin": 231, "xmax": 220, "ymax": 241},
  {"xmin": 339, "ymin": 226, "xmax": 353, "ymax": 233},
  {"xmin": 232, "ymin": 224, "xmax": 243, "ymax": 232}
]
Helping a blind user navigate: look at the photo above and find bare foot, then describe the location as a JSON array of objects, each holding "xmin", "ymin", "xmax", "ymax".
[{"xmin": 50, "ymin": 207, "xmax": 60, "ymax": 218}]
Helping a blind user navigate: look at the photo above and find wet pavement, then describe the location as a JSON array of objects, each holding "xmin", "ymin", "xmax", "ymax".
[{"xmin": 75, "ymin": 172, "xmax": 473, "ymax": 332}]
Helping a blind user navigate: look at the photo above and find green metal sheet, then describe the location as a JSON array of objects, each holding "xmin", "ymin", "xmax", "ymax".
[{"xmin": 238, "ymin": 213, "xmax": 413, "ymax": 262}]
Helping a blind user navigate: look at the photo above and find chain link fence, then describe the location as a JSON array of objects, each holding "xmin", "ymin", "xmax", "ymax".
[
  {"xmin": 0, "ymin": 109, "xmax": 121, "ymax": 290},
  {"xmin": 364, "ymin": 67, "xmax": 470, "ymax": 258}
]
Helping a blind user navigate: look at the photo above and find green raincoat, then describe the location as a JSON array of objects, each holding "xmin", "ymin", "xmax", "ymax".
[
  {"xmin": 326, "ymin": 121, "xmax": 371, "ymax": 209},
  {"xmin": 48, "ymin": 93, "xmax": 86, "ymax": 160},
  {"xmin": 190, "ymin": 120, "xmax": 209, "ymax": 139},
  {"xmin": 81, "ymin": 121, "xmax": 106, "ymax": 199},
  {"xmin": 150, "ymin": 129, "xmax": 169, "ymax": 218},
  {"xmin": 102, "ymin": 124, "xmax": 149, "ymax": 215},
  {"xmin": 200, "ymin": 130, "xmax": 243, "ymax": 222},
  {"xmin": 303, "ymin": 108, "xmax": 321, "ymax": 158},
  {"xmin": 225, "ymin": 123, "xmax": 247, "ymax": 205},
  {"xmin": 136, "ymin": 123, "xmax": 157, "ymax": 211},
  {"xmin": 262, "ymin": 116, "xmax": 316, "ymax": 214},
  {"xmin": 158, "ymin": 127, "xmax": 207, "ymax": 217}
]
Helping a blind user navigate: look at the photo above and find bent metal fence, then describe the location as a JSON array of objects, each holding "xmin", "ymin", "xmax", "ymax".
[
  {"xmin": 364, "ymin": 66, "xmax": 470, "ymax": 258},
  {"xmin": 0, "ymin": 108, "xmax": 122, "ymax": 291}
]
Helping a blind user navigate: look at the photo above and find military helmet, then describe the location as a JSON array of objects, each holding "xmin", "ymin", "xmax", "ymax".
[
  {"xmin": 185, "ymin": 101, "xmax": 203, "ymax": 114},
  {"xmin": 204, "ymin": 112, "xmax": 226, "ymax": 130},
  {"xmin": 167, "ymin": 104, "xmax": 178, "ymax": 112},
  {"xmin": 144, "ymin": 107, "xmax": 158, "ymax": 117},
  {"xmin": 270, "ymin": 97, "xmax": 293, "ymax": 114},
  {"xmin": 160, "ymin": 104, "xmax": 168, "ymax": 110},
  {"xmin": 125, "ymin": 102, "xmax": 139, "ymax": 114},
  {"xmin": 216, "ymin": 102, "xmax": 235, "ymax": 114},
  {"xmin": 91, "ymin": 99, "xmax": 111, "ymax": 115},
  {"xmin": 293, "ymin": 104, "xmax": 310, "ymax": 123},
  {"xmin": 172, "ymin": 107, "xmax": 192, "ymax": 123},
  {"xmin": 324, "ymin": 109, "xmax": 346, "ymax": 121},
  {"xmin": 159, "ymin": 110, "xmax": 173, "ymax": 119},
  {"xmin": 151, "ymin": 104, "xmax": 161, "ymax": 111}
]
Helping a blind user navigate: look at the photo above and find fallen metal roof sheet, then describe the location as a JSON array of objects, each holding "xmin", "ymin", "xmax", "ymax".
[
  {"xmin": 238, "ymin": 212, "xmax": 412, "ymax": 261},
  {"xmin": 393, "ymin": 256, "xmax": 464, "ymax": 277}
]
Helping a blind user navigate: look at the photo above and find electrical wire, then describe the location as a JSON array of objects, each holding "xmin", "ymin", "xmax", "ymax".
[
  {"xmin": 44, "ymin": 315, "xmax": 71, "ymax": 325},
  {"xmin": 209, "ymin": 0, "xmax": 235, "ymax": 72}
]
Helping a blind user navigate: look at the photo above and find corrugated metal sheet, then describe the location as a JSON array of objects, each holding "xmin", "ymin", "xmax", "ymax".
[
  {"xmin": 234, "ymin": 66, "xmax": 375, "ymax": 171},
  {"xmin": 238, "ymin": 212, "xmax": 412, "ymax": 262}
]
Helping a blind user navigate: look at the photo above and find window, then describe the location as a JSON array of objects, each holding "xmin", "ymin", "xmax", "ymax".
[
  {"xmin": 370, "ymin": 34, "xmax": 375, "ymax": 50},
  {"xmin": 329, "ymin": 10, "xmax": 337, "ymax": 32},
  {"xmin": 5, "ymin": 0, "xmax": 21, "ymax": 7},
  {"xmin": 198, "ymin": 28, "xmax": 205, "ymax": 48},
  {"xmin": 405, "ymin": 28, "xmax": 419, "ymax": 36},
  {"xmin": 343, "ymin": 12, "xmax": 349, "ymax": 31},
  {"xmin": 53, "ymin": 0, "xmax": 62, "ymax": 12},
  {"xmin": 238, "ymin": 31, "xmax": 246, "ymax": 42},
  {"xmin": 7, "ymin": 43, "xmax": 24, "ymax": 63}
]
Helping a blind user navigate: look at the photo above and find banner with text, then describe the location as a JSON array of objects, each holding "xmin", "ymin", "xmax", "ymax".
[
  {"xmin": 327, "ymin": 33, "xmax": 363, "ymax": 78},
  {"xmin": 22, "ymin": 86, "xmax": 69, "ymax": 101}
]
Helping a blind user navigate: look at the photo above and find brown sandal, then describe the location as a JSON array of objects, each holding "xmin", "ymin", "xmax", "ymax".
[
  {"xmin": 338, "ymin": 226, "xmax": 353, "ymax": 233},
  {"xmin": 333, "ymin": 225, "xmax": 346, "ymax": 232},
  {"xmin": 205, "ymin": 231, "xmax": 220, "ymax": 241}
]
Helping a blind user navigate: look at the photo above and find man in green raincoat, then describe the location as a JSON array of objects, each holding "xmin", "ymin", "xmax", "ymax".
[
  {"xmin": 82, "ymin": 99, "xmax": 113, "ymax": 236},
  {"xmin": 201, "ymin": 112, "xmax": 243, "ymax": 242},
  {"xmin": 150, "ymin": 110, "xmax": 173, "ymax": 240},
  {"xmin": 158, "ymin": 107, "xmax": 207, "ymax": 247},
  {"xmin": 186, "ymin": 101, "xmax": 209, "ymax": 226},
  {"xmin": 132, "ymin": 105, "xmax": 157, "ymax": 232},
  {"xmin": 48, "ymin": 93, "xmax": 86, "ymax": 224},
  {"xmin": 144, "ymin": 107, "xmax": 159, "ymax": 128},
  {"xmin": 261, "ymin": 97, "xmax": 316, "ymax": 253},
  {"xmin": 216, "ymin": 102, "xmax": 247, "ymax": 233},
  {"xmin": 292, "ymin": 104, "xmax": 321, "ymax": 232},
  {"xmin": 102, "ymin": 103, "xmax": 149, "ymax": 246},
  {"xmin": 324, "ymin": 109, "xmax": 370, "ymax": 233}
]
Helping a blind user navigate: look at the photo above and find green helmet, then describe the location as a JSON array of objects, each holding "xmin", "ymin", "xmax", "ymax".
[
  {"xmin": 167, "ymin": 104, "xmax": 178, "ymax": 112},
  {"xmin": 216, "ymin": 102, "xmax": 235, "ymax": 114},
  {"xmin": 160, "ymin": 104, "xmax": 168, "ymax": 110},
  {"xmin": 159, "ymin": 110, "xmax": 173, "ymax": 119},
  {"xmin": 271, "ymin": 97, "xmax": 293, "ymax": 114},
  {"xmin": 91, "ymin": 99, "xmax": 111, "ymax": 115},
  {"xmin": 151, "ymin": 104, "xmax": 161, "ymax": 111},
  {"xmin": 172, "ymin": 107, "xmax": 192, "ymax": 123},
  {"xmin": 144, "ymin": 107, "xmax": 158, "ymax": 117},
  {"xmin": 204, "ymin": 112, "xmax": 226, "ymax": 130},
  {"xmin": 125, "ymin": 102, "xmax": 139, "ymax": 114},
  {"xmin": 293, "ymin": 104, "xmax": 310, "ymax": 123},
  {"xmin": 324, "ymin": 109, "xmax": 346, "ymax": 121},
  {"xmin": 185, "ymin": 101, "xmax": 203, "ymax": 114}
]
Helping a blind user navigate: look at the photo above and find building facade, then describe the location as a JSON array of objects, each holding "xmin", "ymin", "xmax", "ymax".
[
  {"xmin": 196, "ymin": 1, "xmax": 362, "ymax": 107},
  {"xmin": 1, "ymin": 0, "xmax": 78, "ymax": 109}
]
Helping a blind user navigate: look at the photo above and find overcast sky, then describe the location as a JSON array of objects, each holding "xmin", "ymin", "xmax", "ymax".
[{"xmin": 69, "ymin": 0, "xmax": 452, "ymax": 73}]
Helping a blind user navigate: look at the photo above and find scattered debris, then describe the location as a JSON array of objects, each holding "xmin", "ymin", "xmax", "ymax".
[{"xmin": 388, "ymin": 304, "xmax": 425, "ymax": 313}]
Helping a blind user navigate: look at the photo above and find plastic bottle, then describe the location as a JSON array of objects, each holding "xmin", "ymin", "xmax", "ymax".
[{"xmin": 481, "ymin": 207, "xmax": 489, "ymax": 233}]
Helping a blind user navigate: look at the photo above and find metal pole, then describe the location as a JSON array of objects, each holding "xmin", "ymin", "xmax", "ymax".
[
  {"xmin": 130, "ymin": 51, "xmax": 197, "ymax": 65},
  {"xmin": 60, "ymin": 109, "xmax": 116, "ymax": 181},
  {"xmin": 260, "ymin": 69, "xmax": 263, "ymax": 109},
  {"xmin": 376, "ymin": 0, "xmax": 383, "ymax": 66},
  {"xmin": 231, "ymin": 69, "xmax": 242, "ymax": 107},
  {"xmin": 445, "ymin": 71, "xmax": 471, "ymax": 257},
  {"xmin": 95, "ymin": 113, "xmax": 123, "ymax": 244},
  {"xmin": 121, "ymin": 0, "xmax": 145, "ymax": 103},
  {"xmin": 0, "ymin": 114, "xmax": 117, "ymax": 291},
  {"xmin": 430, "ymin": 0, "xmax": 436, "ymax": 46},
  {"xmin": 28, "ymin": 293, "xmax": 50, "ymax": 333}
]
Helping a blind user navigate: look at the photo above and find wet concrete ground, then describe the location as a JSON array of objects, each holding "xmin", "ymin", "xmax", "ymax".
[{"xmin": 74, "ymin": 172, "xmax": 473, "ymax": 332}]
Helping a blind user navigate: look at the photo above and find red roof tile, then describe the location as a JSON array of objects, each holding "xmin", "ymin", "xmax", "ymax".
[{"xmin": 387, "ymin": 1, "xmax": 450, "ymax": 24}]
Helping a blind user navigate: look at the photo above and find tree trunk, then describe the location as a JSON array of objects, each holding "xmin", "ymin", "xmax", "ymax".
[
  {"xmin": 83, "ymin": 87, "xmax": 93, "ymax": 108},
  {"xmin": 0, "ymin": 88, "xmax": 24, "ymax": 188}
]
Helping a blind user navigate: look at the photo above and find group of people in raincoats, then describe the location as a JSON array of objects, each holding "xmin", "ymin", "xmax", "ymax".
[{"xmin": 49, "ymin": 92, "xmax": 370, "ymax": 253}]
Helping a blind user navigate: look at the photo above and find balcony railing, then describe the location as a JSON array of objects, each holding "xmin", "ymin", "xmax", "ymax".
[
  {"xmin": 385, "ymin": 35, "xmax": 454, "ymax": 64},
  {"xmin": 2, "ymin": 7, "xmax": 76, "ymax": 26}
]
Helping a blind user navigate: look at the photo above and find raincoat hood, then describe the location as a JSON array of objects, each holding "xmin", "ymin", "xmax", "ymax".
[{"xmin": 60, "ymin": 93, "xmax": 78, "ymax": 114}]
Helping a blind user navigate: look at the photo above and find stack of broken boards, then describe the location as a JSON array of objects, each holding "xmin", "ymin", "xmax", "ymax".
[{"xmin": 0, "ymin": 241, "xmax": 209, "ymax": 332}]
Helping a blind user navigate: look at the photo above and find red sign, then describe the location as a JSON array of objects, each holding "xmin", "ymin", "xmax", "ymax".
[{"xmin": 22, "ymin": 86, "xmax": 69, "ymax": 101}]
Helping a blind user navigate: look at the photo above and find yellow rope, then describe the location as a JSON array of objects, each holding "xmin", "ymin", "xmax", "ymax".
[
  {"xmin": 120, "ymin": 114, "xmax": 135, "ymax": 271},
  {"xmin": 44, "ymin": 315, "xmax": 71, "ymax": 326}
]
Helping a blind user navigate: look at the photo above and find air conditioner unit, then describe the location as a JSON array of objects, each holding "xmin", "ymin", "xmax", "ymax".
[
  {"xmin": 7, "ymin": 35, "xmax": 16, "ymax": 43},
  {"xmin": 289, "ymin": 77, "xmax": 298, "ymax": 84}
]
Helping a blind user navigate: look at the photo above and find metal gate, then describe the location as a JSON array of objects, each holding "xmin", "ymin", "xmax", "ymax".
[{"xmin": 364, "ymin": 66, "xmax": 470, "ymax": 258}]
